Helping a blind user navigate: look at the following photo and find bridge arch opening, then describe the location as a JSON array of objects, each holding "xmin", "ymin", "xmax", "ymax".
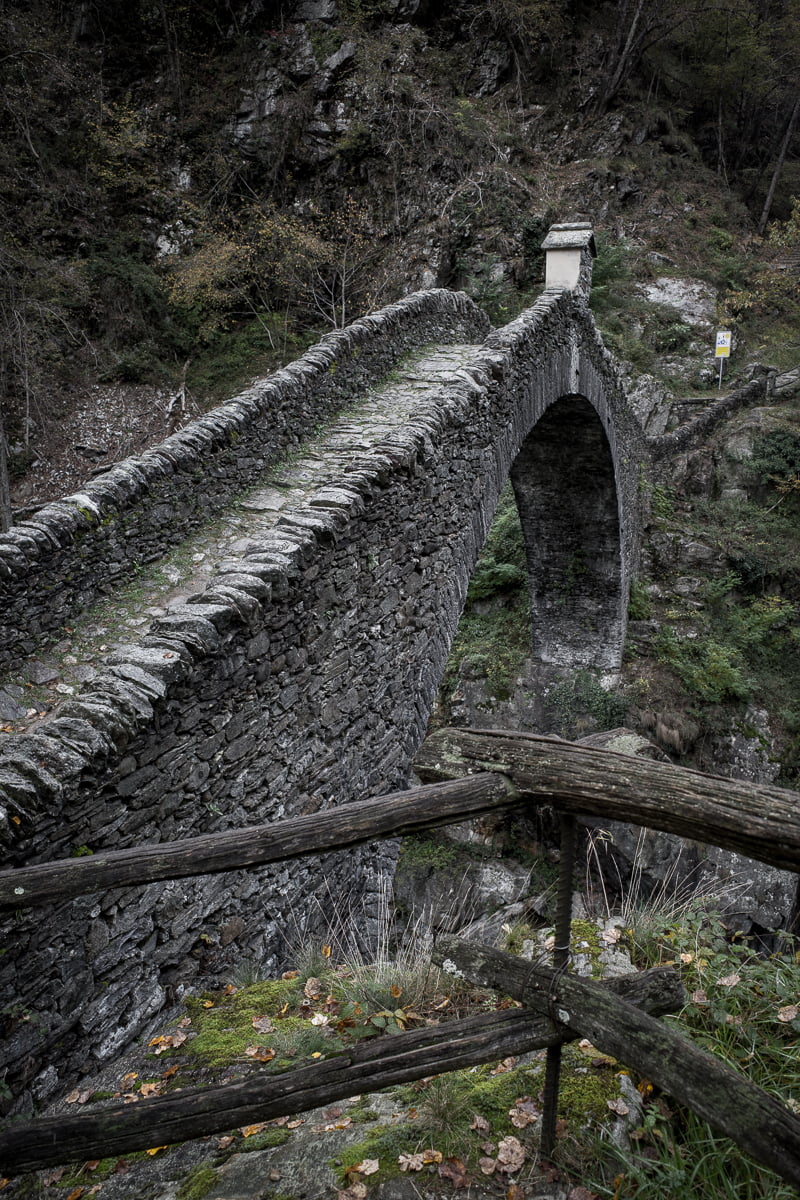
[{"xmin": 509, "ymin": 394, "xmax": 624, "ymax": 672}]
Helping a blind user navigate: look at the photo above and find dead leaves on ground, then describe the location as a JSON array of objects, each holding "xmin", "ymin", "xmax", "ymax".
[
  {"xmin": 508, "ymin": 1095, "xmax": 541, "ymax": 1128},
  {"xmin": 148, "ymin": 1028, "xmax": 188, "ymax": 1055},
  {"xmin": 478, "ymin": 1134, "xmax": 526, "ymax": 1175},
  {"xmin": 398, "ymin": 1148, "xmax": 443, "ymax": 1171}
]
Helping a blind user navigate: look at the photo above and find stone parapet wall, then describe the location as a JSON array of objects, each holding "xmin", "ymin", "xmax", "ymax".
[
  {"xmin": 0, "ymin": 290, "xmax": 489, "ymax": 674},
  {"xmin": 0, "ymin": 288, "xmax": 643, "ymax": 1114},
  {"xmin": 649, "ymin": 376, "xmax": 773, "ymax": 461}
]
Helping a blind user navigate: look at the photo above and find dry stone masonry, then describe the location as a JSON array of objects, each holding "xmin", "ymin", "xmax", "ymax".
[
  {"xmin": 0, "ymin": 282, "xmax": 647, "ymax": 1112},
  {"xmin": 0, "ymin": 290, "xmax": 488, "ymax": 673}
]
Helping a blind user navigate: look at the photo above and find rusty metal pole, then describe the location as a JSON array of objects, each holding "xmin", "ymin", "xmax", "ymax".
[{"xmin": 539, "ymin": 812, "xmax": 577, "ymax": 1159}]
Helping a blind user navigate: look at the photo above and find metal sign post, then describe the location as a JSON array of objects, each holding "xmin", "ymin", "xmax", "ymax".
[{"xmin": 715, "ymin": 329, "xmax": 731, "ymax": 390}]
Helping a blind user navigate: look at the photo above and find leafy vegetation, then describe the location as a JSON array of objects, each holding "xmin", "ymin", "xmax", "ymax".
[
  {"xmin": 546, "ymin": 670, "xmax": 628, "ymax": 737},
  {"xmin": 590, "ymin": 906, "xmax": 800, "ymax": 1199}
]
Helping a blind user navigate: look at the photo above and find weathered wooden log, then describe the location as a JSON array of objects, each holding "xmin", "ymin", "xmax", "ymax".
[
  {"xmin": 417, "ymin": 727, "xmax": 800, "ymax": 873},
  {"xmin": 0, "ymin": 966, "xmax": 683, "ymax": 1174},
  {"xmin": 0, "ymin": 773, "xmax": 519, "ymax": 909},
  {"xmin": 434, "ymin": 935, "xmax": 800, "ymax": 1190}
]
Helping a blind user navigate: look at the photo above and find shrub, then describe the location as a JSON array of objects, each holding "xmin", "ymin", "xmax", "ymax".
[
  {"xmin": 655, "ymin": 628, "xmax": 749, "ymax": 704},
  {"xmin": 547, "ymin": 670, "xmax": 627, "ymax": 735},
  {"xmin": 749, "ymin": 429, "xmax": 800, "ymax": 492}
]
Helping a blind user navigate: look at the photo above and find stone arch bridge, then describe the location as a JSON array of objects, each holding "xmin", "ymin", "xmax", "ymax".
[{"xmin": 0, "ymin": 255, "xmax": 774, "ymax": 1111}]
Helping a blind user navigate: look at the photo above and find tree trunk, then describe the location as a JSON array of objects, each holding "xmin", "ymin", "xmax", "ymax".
[
  {"xmin": 758, "ymin": 94, "xmax": 800, "ymax": 236},
  {"xmin": 0, "ymin": 400, "xmax": 11, "ymax": 532}
]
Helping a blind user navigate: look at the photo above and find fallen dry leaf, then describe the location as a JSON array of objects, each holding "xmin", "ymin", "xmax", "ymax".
[
  {"xmin": 353, "ymin": 1159, "xmax": 379, "ymax": 1176},
  {"xmin": 470, "ymin": 1113, "xmax": 490, "ymax": 1132},
  {"xmin": 439, "ymin": 1157, "xmax": 470, "ymax": 1188},
  {"xmin": 778, "ymin": 1004, "xmax": 799, "ymax": 1022},
  {"xmin": 162, "ymin": 1064, "xmax": 180, "ymax": 1080},
  {"xmin": 718, "ymin": 972, "xmax": 741, "ymax": 988},
  {"xmin": 42, "ymin": 1168, "xmax": 67, "ymax": 1185},
  {"xmin": 496, "ymin": 1136, "xmax": 525, "ymax": 1173},
  {"xmin": 691, "ymin": 989, "xmax": 709, "ymax": 1004},
  {"xmin": 145, "ymin": 1146, "xmax": 168, "ymax": 1156},
  {"xmin": 490, "ymin": 1057, "xmax": 517, "ymax": 1076},
  {"xmin": 251, "ymin": 1015, "xmax": 275, "ymax": 1034},
  {"xmin": 217, "ymin": 1136, "xmax": 236, "ymax": 1150},
  {"xmin": 336, "ymin": 1185, "xmax": 367, "ymax": 1200},
  {"xmin": 64, "ymin": 1189, "xmax": 84, "ymax": 1200},
  {"xmin": 421, "ymin": 1149, "xmax": 443, "ymax": 1164},
  {"xmin": 606, "ymin": 1097, "xmax": 630, "ymax": 1116},
  {"xmin": 139, "ymin": 1082, "xmax": 163, "ymax": 1098},
  {"xmin": 241, "ymin": 1123, "xmax": 268, "ymax": 1138},
  {"xmin": 399, "ymin": 1151, "xmax": 424, "ymax": 1172},
  {"xmin": 120, "ymin": 1072, "xmax": 138, "ymax": 1086},
  {"xmin": 282, "ymin": 970, "xmax": 299, "ymax": 980},
  {"xmin": 304, "ymin": 977, "xmax": 322, "ymax": 999},
  {"xmin": 568, "ymin": 1187, "xmax": 601, "ymax": 1200},
  {"xmin": 149, "ymin": 1029, "xmax": 187, "ymax": 1054},
  {"xmin": 509, "ymin": 1096, "xmax": 540, "ymax": 1128},
  {"xmin": 312, "ymin": 1117, "xmax": 352, "ymax": 1133},
  {"xmin": 506, "ymin": 1186, "xmax": 525, "ymax": 1200},
  {"xmin": 478, "ymin": 1157, "xmax": 497, "ymax": 1175},
  {"xmin": 244, "ymin": 1044, "xmax": 276, "ymax": 1062},
  {"xmin": 66, "ymin": 1089, "xmax": 93, "ymax": 1105},
  {"xmin": 287, "ymin": 1119, "xmax": 304, "ymax": 1129}
]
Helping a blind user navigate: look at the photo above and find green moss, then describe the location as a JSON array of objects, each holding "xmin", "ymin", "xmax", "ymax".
[
  {"xmin": 628, "ymin": 578, "xmax": 652, "ymax": 621},
  {"xmin": 177, "ymin": 1166, "xmax": 219, "ymax": 1200},
  {"xmin": 350, "ymin": 1106, "xmax": 379, "ymax": 1123},
  {"xmin": 237, "ymin": 1127, "xmax": 292, "ymax": 1151},
  {"xmin": 183, "ymin": 978, "xmax": 304, "ymax": 1066},
  {"xmin": 557, "ymin": 1045, "xmax": 621, "ymax": 1124},
  {"xmin": 397, "ymin": 834, "xmax": 460, "ymax": 874},
  {"xmin": 335, "ymin": 1125, "xmax": 409, "ymax": 1184}
]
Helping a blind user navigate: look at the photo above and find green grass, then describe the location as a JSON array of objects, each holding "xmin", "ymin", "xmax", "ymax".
[{"xmin": 588, "ymin": 907, "xmax": 800, "ymax": 1199}]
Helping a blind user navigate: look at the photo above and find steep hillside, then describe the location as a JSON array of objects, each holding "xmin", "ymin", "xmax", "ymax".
[{"xmin": 2, "ymin": 0, "xmax": 798, "ymax": 515}]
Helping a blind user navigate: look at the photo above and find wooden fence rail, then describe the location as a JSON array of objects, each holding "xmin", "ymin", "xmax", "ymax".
[
  {"xmin": 4, "ymin": 728, "xmax": 800, "ymax": 910},
  {"xmin": 432, "ymin": 937, "xmax": 800, "ymax": 1188},
  {"xmin": 1, "ymin": 726, "xmax": 799, "ymax": 1186},
  {"xmin": 0, "ymin": 965, "xmax": 681, "ymax": 1174},
  {"xmin": 0, "ymin": 774, "xmax": 517, "ymax": 909},
  {"xmin": 416, "ymin": 727, "xmax": 800, "ymax": 872}
]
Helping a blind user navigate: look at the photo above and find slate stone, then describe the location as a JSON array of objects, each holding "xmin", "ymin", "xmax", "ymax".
[{"xmin": 0, "ymin": 689, "xmax": 25, "ymax": 720}]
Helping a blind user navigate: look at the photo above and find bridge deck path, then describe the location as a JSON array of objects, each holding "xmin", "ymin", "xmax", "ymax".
[{"xmin": 0, "ymin": 343, "xmax": 483, "ymax": 738}]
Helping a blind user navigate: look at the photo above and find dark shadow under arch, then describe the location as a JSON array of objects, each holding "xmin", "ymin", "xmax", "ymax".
[{"xmin": 510, "ymin": 395, "xmax": 624, "ymax": 671}]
